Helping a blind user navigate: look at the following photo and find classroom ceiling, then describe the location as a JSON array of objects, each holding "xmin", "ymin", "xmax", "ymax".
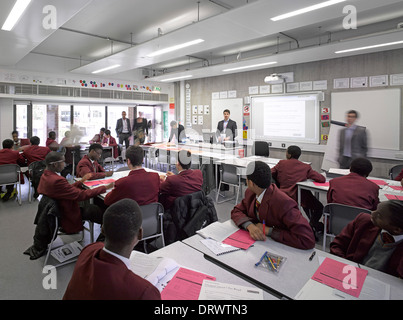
[{"xmin": 1, "ymin": 0, "xmax": 403, "ymax": 82}]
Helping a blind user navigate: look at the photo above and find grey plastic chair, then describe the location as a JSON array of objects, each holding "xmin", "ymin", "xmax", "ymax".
[
  {"xmin": 389, "ymin": 164, "xmax": 403, "ymax": 180},
  {"xmin": 252, "ymin": 141, "xmax": 270, "ymax": 157},
  {"xmin": 0, "ymin": 164, "xmax": 22, "ymax": 205},
  {"xmin": 322, "ymin": 203, "xmax": 371, "ymax": 251},
  {"xmin": 140, "ymin": 202, "xmax": 165, "ymax": 253},
  {"xmin": 216, "ymin": 163, "xmax": 242, "ymax": 204}
]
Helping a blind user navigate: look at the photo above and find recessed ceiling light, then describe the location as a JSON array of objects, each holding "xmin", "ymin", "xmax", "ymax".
[
  {"xmin": 92, "ymin": 64, "xmax": 121, "ymax": 74},
  {"xmin": 147, "ymin": 39, "xmax": 204, "ymax": 58},
  {"xmin": 223, "ymin": 62, "xmax": 277, "ymax": 72},
  {"xmin": 335, "ymin": 40, "xmax": 403, "ymax": 54},
  {"xmin": 270, "ymin": 0, "xmax": 346, "ymax": 22},
  {"xmin": 160, "ymin": 75, "xmax": 193, "ymax": 82},
  {"xmin": 1, "ymin": 0, "xmax": 32, "ymax": 31}
]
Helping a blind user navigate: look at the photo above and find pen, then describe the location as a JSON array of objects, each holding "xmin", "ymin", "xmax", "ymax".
[
  {"xmin": 255, "ymin": 251, "xmax": 268, "ymax": 267},
  {"xmin": 262, "ymin": 220, "xmax": 266, "ymax": 237},
  {"xmin": 309, "ymin": 251, "xmax": 316, "ymax": 261},
  {"xmin": 266, "ymin": 255, "xmax": 277, "ymax": 271}
]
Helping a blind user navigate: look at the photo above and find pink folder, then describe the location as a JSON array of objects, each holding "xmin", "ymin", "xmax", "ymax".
[
  {"xmin": 222, "ymin": 229, "xmax": 256, "ymax": 250},
  {"xmin": 84, "ymin": 179, "xmax": 115, "ymax": 187}
]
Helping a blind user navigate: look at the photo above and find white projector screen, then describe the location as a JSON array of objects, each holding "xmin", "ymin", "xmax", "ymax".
[{"xmin": 250, "ymin": 94, "xmax": 321, "ymax": 144}]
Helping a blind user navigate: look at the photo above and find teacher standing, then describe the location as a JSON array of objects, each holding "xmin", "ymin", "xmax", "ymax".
[
  {"xmin": 216, "ymin": 109, "xmax": 237, "ymax": 142},
  {"xmin": 115, "ymin": 111, "xmax": 132, "ymax": 150},
  {"xmin": 338, "ymin": 110, "xmax": 368, "ymax": 169},
  {"xmin": 132, "ymin": 112, "xmax": 148, "ymax": 146}
]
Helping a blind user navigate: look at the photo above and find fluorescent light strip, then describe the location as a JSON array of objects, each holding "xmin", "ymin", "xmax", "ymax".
[
  {"xmin": 223, "ymin": 61, "xmax": 277, "ymax": 72},
  {"xmin": 335, "ymin": 40, "xmax": 403, "ymax": 54},
  {"xmin": 1, "ymin": 0, "xmax": 32, "ymax": 31},
  {"xmin": 92, "ymin": 64, "xmax": 121, "ymax": 74},
  {"xmin": 271, "ymin": 0, "xmax": 346, "ymax": 22},
  {"xmin": 147, "ymin": 39, "xmax": 204, "ymax": 58},
  {"xmin": 161, "ymin": 75, "xmax": 193, "ymax": 82}
]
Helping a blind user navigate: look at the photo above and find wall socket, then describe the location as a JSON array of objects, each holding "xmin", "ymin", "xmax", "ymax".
[{"xmin": 281, "ymin": 143, "xmax": 286, "ymax": 148}]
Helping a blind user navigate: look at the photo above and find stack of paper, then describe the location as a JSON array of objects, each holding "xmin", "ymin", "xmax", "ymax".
[
  {"xmin": 199, "ymin": 280, "xmax": 263, "ymax": 300},
  {"xmin": 50, "ymin": 241, "xmax": 83, "ymax": 262}
]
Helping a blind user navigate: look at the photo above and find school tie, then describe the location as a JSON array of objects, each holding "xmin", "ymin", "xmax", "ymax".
[
  {"xmin": 381, "ymin": 232, "xmax": 395, "ymax": 244},
  {"xmin": 255, "ymin": 199, "xmax": 261, "ymax": 220}
]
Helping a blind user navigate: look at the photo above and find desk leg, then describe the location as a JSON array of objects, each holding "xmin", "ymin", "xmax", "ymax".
[{"xmin": 297, "ymin": 185, "xmax": 302, "ymax": 212}]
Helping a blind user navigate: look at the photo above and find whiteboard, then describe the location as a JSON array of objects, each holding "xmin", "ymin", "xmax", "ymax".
[
  {"xmin": 331, "ymin": 89, "xmax": 401, "ymax": 151},
  {"xmin": 211, "ymin": 98, "xmax": 243, "ymax": 135}
]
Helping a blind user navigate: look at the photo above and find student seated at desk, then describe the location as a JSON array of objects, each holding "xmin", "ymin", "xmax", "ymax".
[
  {"xmin": 76, "ymin": 143, "xmax": 113, "ymax": 180},
  {"xmin": 271, "ymin": 145, "xmax": 326, "ymax": 234},
  {"xmin": 22, "ymin": 136, "xmax": 51, "ymax": 166},
  {"xmin": 104, "ymin": 146, "xmax": 160, "ymax": 206},
  {"xmin": 89, "ymin": 127, "xmax": 105, "ymax": 144},
  {"xmin": 0, "ymin": 139, "xmax": 25, "ymax": 202},
  {"xmin": 159, "ymin": 150, "xmax": 203, "ymax": 210},
  {"xmin": 46, "ymin": 131, "xmax": 59, "ymax": 151},
  {"xmin": 102, "ymin": 129, "xmax": 120, "ymax": 160},
  {"xmin": 231, "ymin": 161, "xmax": 316, "ymax": 250},
  {"xmin": 37, "ymin": 152, "xmax": 114, "ymax": 234},
  {"xmin": 327, "ymin": 157, "xmax": 379, "ymax": 211},
  {"xmin": 63, "ymin": 199, "xmax": 161, "ymax": 300},
  {"xmin": 330, "ymin": 200, "xmax": 403, "ymax": 278}
]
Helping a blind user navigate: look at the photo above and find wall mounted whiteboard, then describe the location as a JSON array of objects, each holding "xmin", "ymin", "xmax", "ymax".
[
  {"xmin": 250, "ymin": 93, "xmax": 321, "ymax": 144},
  {"xmin": 211, "ymin": 98, "xmax": 243, "ymax": 135},
  {"xmin": 331, "ymin": 89, "xmax": 401, "ymax": 151}
]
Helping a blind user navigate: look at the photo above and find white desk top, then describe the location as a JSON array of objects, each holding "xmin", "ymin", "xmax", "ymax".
[
  {"xmin": 149, "ymin": 241, "xmax": 278, "ymax": 300},
  {"xmin": 183, "ymin": 221, "xmax": 403, "ymax": 300}
]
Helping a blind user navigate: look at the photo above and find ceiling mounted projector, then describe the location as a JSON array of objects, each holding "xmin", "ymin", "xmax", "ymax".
[{"xmin": 264, "ymin": 74, "xmax": 283, "ymax": 83}]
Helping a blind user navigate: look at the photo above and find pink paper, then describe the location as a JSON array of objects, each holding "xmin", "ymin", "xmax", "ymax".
[
  {"xmin": 385, "ymin": 194, "xmax": 398, "ymax": 200},
  {"xmin": 313, "ymin": 182, "xmax": 329, "ymax": 187},
  {"xmin": 312, "ymin": 258, "xmax": 368, "ymax": 298},
  {"xmin": 161, "ymin": 267, "xmax": 216, "ymax": 300},
  {"xmin": 222, "ymin": 229, "xmax": 255, "ymax": 250},
  {"xmin": 369, "ymin": 179, "xmax": 387, "ymax": 186},
  {"xmin": 84, "ymin": 179, "xmax": 115, "ymax": 187},
  {"xmin": 389, "ymin": 185, "xmax": 403, "ymax": 191}
]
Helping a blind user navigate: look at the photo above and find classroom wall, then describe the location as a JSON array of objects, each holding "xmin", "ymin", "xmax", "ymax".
[{"xmin": 183, "ymin": 48, "xmax": 403, "ymax": 178}]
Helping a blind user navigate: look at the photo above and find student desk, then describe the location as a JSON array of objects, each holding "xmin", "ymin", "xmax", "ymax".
[
  {"xmin": 182, "ymin": 229, "xmax": 403, "ymax": 300},
  {"xmin": 150, "ymin": 241, "xmax": 278, "ymax": 300},
  {"xmin": 296, "ymin": 177, "xmax": 402, "ymax": 212}
]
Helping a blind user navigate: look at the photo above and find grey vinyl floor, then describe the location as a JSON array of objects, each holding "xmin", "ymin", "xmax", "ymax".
[{"xmin": 0, "ymin": 166, "xmax": 326, "ymax": 300}]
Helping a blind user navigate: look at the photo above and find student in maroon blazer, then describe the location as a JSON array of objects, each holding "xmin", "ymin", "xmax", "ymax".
[
  {"xmin": 76, "ymin": 143, "xmax": 113, "ymax": 180},
  {"xmin": 22, "ymin": 136, "xmax": 51, "ymax": 166},
  {"xmin": 231, "ymin": 161, "xmax": 315, "ymax": 250},
  {"xmin": 63, "ymin": 199, "xmax": 161, "ymax": 300},
  {"xmin": 394, "ymin": 168, "xmax": 403, "ymax": 186},
  {"xmin": 37, "ymin": 152, "xmax": 114, "ymax": 234},
  {"xmin": 104, "ymin": 146, "xmax": 160, "ymax": 206},
  {"xmin": 0, "ymin": 139, "xmax": 25, "ymax": 201},
  {"xmin": 327, "ymin": 157, "xmax": 379, "ymax": 211},
  {"xmin": 102, "ymin": 130, "xmax": 119, "ymax": 159},
  {"xmin": 330, "ymin": 200, "xmax": 403, "ymax": 278},
  {"xmin": 159, "ymin": 150, "xmax": 203, "ymax": 210},
  {"xmin": 271, "ymin": 145, "xmax": 326, "ymax": 232},
  {"xmin": 45, "ymin": 131, "xmax": 59, "ymax": 151}
]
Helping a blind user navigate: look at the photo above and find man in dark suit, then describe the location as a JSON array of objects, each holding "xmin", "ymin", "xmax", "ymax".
[
  {"xmin": 327, "ymin": 157, "xmax": 379, "ymax": 211},
  {"xmin": 115, "ymin": 111, "xmax": 132, "ymax": 150},
  {"xmin": 63, "ymin": 199, "xmax": 161, "ymax": 300},
  {"xmin": 338, "ymin": 110, "xmax": 368, "ymax": 169},
  {"xmin": 104, "ymin": 146, "xmax": 160, "ymax": 206},
  {"xmin": 168, "ymin": 121, "xmax": 185, "ymax": 143},
  {"xmin": 216, "ymin": 109, "xmax": 237, "ymax": 142},
  {"xmin": 231, "ymin": 161, "xmax": 315, "ymax": 250},
  {"xmin": 159, "ymin": 150, "xmax": 203, "ymax": 210}
]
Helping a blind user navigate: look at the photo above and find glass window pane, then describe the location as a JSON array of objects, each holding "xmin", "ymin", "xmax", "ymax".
[
  {"xmin": 32, "ymin": 104, "xmax": 47, "ymax": 145},
  {"xmin": 73, "ymin": 105, "xmax": 106, "ymax": 143},
  {"xmin": 58, "ymin": 105, "xmax": 72, "ymax": 143},
  {"xmin": 15, "ymin": 104, "xmax": 28, "ymax": 139}
]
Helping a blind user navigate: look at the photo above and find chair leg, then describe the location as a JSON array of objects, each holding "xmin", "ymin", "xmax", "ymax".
[
  {"xmin": 322, "ymin": 215, "xmax": 328, "ymax": 251},
  {"xmin": 216, "ymin": 181, "xmax": 222, "ymax": 202}
]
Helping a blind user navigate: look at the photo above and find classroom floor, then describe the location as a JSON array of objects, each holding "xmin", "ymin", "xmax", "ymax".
[{"xmin": 0, "ymin": 165, "xmax": 327, "ymax": 300}]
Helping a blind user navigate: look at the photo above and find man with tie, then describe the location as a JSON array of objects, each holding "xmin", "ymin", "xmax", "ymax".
[
  {"xmin": 330, "ymin": 200, "xmax": 403, "ymax": 278},
  {"xmin": 216, "ymin": 109, "xmax": 237, "ymax": 142},
  {"xmin": 115, "ymin": 111, "xmax": 132, "ymax": 150},
  {"xmin": 76, "ymin": 143, "xmax": 113, "ymax": 180},
  {"xmin": 231, "ymin": 161, "xmax": 315, "ymax": 250}
]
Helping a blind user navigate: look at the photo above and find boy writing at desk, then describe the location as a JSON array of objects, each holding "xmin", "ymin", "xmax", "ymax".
[{"xmin": 231, "ymin": 161, "xmax": 315, "ymax": 250}]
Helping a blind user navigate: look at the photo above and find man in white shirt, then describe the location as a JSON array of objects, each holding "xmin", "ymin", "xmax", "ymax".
[
  {"xmin": 216, "ymin": 109, "xmax": 237, "ymax": 142},
  {"xmin": 115, "ymin": 111, "xmax": 132, "ymax": 150}
]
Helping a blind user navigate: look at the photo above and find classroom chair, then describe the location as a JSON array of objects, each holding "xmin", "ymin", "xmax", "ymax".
[
  {"xmin": 28, "ymin": 160, "xmax": 46, "ymax": 203},
  {"xmin": 0, "ymin": 164, "xmax": 22, "ymax": 205},
  {"xmin": 139, "ymin": 202, "xmax": 165, "ymax": 253},
  {"xmin": 322, "ymin": 203, "xmax": 371, "ymax": 251},
  {"xmin": 389, "ymin": 164, "xmax": 403, "ymax": 180},
  {"xmin": 216, "ymin": 163, "xmax": 243, "ymax": 204},
  {"xmin": 252, "ymin": 141, "xmax": 270, "ymax": 157}
]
